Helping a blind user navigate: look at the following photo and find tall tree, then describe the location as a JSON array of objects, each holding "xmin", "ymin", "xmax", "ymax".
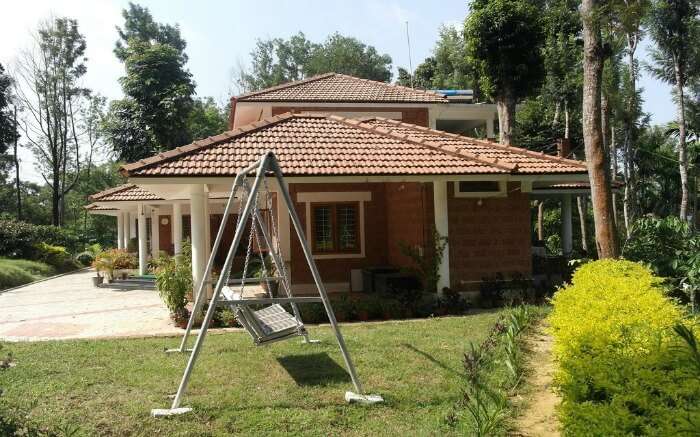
[
  {"xmin": 581, "ymin": 0, "xmax": 621, "ymax": 257},
  {"xmin": 0, "ymin": 63, "xmax": 19, "ymax": 218},
  {"xmin": 465, "ymin": 0, "xmax": 545, "ymax": 145},
  {"xmin": 647, "ymin": 0, "xmax": 700, "ymax": 221},
  {"xmin": 612, "ymin": 0, "xmax": 650, "ymax": 234},
  {"xmin": 104, "ymin": 2, "xmax": 195, "ymax": 161},
  {"xmin": 187, "ymin": 97, "xmax": 228, "ymax": 140},
  {"xmin": 13, "ymin": 17, "xmax": 93, "ymax": 226},
  {"xmin": 235, "ymin": 32, "xmax": 393, "ymax": 92},
  {"xmin": 398, "ymin": 26, "xmax": 480, "ymax": 97}
]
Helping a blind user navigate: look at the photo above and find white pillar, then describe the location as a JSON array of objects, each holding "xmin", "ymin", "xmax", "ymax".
[
  {"xmin": 117, "ymin": 212, "xmax": 124, "ymax": 249},
  {"xmin": 137, "ymin": 203, "xmax": 148, "ymax": 276},
  {"xmin": 123, "ymin": 211, "xmax": 131, "ymax": 250},
  {"xmin": 433, "ymin": 181, "xmax": 450, "ymax": 295},
  {"xmin": 189, "ymin": 185, "xmax": 208, "ymax": 301},
  {"xmin": 561, "ymin": 194, "xmax": 573, "ymax": 257},
  {"xmin": 130, "ymin": 213, "xmax": 137, "ymax": 241},
  {"xmin": 486, "ymin": 118, "xmax": 495, "ymax": 139},
  {"xmin": 274, "ymin": 189, "xmax": 292, "ymax": 261},
  {"xmin": 172, "ymin": 202, "xmax": 183, "ymax": 255},
  {"xmin": 151, "ymin": 207, "xmax": 160, "ymax": 258}
]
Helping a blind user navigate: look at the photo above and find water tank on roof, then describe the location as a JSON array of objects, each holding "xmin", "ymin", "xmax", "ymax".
[{"xmin": 433, "ymin": 89, "xmax": 474, "ymax": 102}]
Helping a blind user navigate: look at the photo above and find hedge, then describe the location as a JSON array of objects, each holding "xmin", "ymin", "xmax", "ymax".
[
  {"xmin": 549, "ymin": 259, "xmax": 699, "ymax": 435},
  {"xmin": 0, "ymin": 219, "xmax": 79, "ymax": 258}
]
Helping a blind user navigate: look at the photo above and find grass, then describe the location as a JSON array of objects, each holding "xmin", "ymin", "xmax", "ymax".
[
  {"xmin": 0, "ymin": 312, "xmax": 504, "ymax": 436},
  {"xmin": 0, "ymin": 258, "xmax": 56, "ymax": 290}
]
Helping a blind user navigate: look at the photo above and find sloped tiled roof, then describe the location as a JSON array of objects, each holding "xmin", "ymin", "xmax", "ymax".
[
  {"xmin": 236, "ymin": 73, "xmax": 447, "ymax": 104},
  {"xmin": 120, "ymin": 113, "xmax": 587, "ymax": 179},
  {"xmin": 84, "ymin": 203, "xmax": 118, "ymax": 211},
  {"xmin": 89, "ymin": 184, "xmax": 162, "ymax": 202},
  {"xmin": 363, "ymin": 118, "xmax": 587, "ymax": 174}
]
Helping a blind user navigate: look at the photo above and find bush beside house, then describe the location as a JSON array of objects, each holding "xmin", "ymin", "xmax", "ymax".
[
  {"xmin": 0, "ymin": 219, "xmax": 94, "ymax": 290},
  {"xmin": 549, "ymin": 259, "xmax": 700, "ymax": 435}
]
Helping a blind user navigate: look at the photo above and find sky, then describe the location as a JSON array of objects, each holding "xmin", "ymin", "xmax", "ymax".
[{"xmin": 0, "ymin": 0, "xmax": 676, "ymax": 183}]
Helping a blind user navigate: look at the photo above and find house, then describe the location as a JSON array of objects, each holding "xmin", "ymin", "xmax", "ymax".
[{"xmin": 88, "ymin": 74, "xmax": 588, "ymax": 296}]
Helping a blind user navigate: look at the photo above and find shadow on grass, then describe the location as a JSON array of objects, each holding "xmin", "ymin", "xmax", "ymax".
[
  {"xmin": 401, "ymin": 343, "xmax": 463, "ymax": 377},
  {"xmin": 276, "ymin": 353, "xmax": 351, "ymax": 386}
]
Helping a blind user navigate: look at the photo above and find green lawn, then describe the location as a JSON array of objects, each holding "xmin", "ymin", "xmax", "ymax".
[
  {"xmin": 0, "ymin": 312, "xmax": 504, "ymax": 436},
  {"xmin": 0, "ymin": 258, "xmax": 56, "ymax": 290}
]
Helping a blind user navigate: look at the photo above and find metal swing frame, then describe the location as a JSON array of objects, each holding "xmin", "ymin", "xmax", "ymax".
[{"xmin": 153, "ymin": 151, "xmax": 382, "ymax": 417}]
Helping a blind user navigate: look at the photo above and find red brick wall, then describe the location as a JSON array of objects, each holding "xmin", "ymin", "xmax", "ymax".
[
  {"xmin": 385, "ymin": 182, "xmax": 433, "ymax": 268},
  {"xmin": 271, "ymin": 106, "xmax": 429, "ymax": 127},
  {"xmin": 447, "ymin": 182, "xmax": 531, "ymax": 289},
  {"xmin": 288, "ymin": 183, "xmax": 388, "ymax": 286}
]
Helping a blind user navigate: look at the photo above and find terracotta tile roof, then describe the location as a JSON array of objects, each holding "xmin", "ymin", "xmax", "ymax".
[
  {"xmin": 362, "ymin": 118, "xmax": 587, "ymax": 174},
  {"xmin": 84, "ymin": 203, "xmax": 118, "ymax": 211},
  {"xmin": 121, "ymin": 113, "xmax": 588, "ymax": 178},
  {"xmin": 89, "ymin": 184, "xmax": 162, "ymax": 202},
  {"xmin": 236, "ymin": 73, "xmax": 447, "ymax": 104}
]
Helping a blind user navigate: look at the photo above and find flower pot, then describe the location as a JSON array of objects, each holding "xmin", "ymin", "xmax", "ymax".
[{"xmin": 92, "ymin": 276, "xmax": 103, "ymax": 287}]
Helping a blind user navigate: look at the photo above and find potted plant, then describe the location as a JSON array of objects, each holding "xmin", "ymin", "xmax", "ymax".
[
  {"xmin": 355, "ymin": 298, "xmax": 370, "ymax": 321},
  {"xmin": 152, "ymin": 245, "xmax": 193, "ymax": 328},
  {"xmin": 92, "ymin": 251, "xmax": 115, "ymax": 283},
  {"xmin": 91, "ymin": 272, "xmax": 104, "ymax": 287}
]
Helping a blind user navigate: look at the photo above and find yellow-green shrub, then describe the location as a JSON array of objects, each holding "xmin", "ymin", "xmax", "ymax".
[
  {"xmin": 549, "ymin": 259, "xmax": 681, "ymax": 363},
  {"xmin": 549, "ymin": 259, "xmax": 699, "ymax": 435}
]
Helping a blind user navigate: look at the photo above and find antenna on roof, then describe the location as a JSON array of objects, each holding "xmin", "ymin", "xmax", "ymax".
[{"xmin": 405, "ymin": 21, "xmax": 413, "ymax": 88}]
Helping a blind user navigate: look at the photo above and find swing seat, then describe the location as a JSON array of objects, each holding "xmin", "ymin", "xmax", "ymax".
[{"xmin": 222, "ymin": 286, "xmax": 307, "ymax": 346}]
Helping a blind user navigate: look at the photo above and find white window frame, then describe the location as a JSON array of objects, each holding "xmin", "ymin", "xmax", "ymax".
[
  {"xmin": 453, "ymin": 180, "xmax": 507, "ymax": 198},
  {"xmin": 296, "ymin": 191, "xmax": 371, "ymax": 259}
]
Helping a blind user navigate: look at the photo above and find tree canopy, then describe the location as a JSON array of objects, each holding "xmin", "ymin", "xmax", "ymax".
[
  {"xmin": 465, "ymin": 0, "xmax": 545, "ymax": 144},
  {"xmin": 236, "ymin": 32, "xmax": 393, "ymax": 91},
  {"xmin": 104, "ymin": 2, "xmax": 195, "ymax": 161}
]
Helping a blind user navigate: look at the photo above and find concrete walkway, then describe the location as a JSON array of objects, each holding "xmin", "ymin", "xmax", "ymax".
[{"xmin": 0, "ymin": 269, "xmax": 183, "ymax": 341}]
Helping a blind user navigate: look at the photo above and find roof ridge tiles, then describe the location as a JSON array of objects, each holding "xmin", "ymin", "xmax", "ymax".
[
  {"xmin": 236, "ymin": 72, "xmax": 448, "ymax": 103},
  {"xmin": 88, "ymin": 183, "xmax": 135, "ymax": 201},
  {"xmin": 367, "ymin": 116, "xmax": 587, "ymax": 170},
  {"xmin": 121, "ymin": 113, "xmax": 297, "ymax": 176},
  {"xmin": 235, "ymin": 73, "xmax": 335, "ymax": 100},
  {"xmin": 328, "ymin": 114, "xmax": 514, "ymax": 172}
]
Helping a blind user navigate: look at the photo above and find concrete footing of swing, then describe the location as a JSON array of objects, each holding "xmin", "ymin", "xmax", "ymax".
[
  {"xmin": 151, "ymin": 407, "xmax": 192, "ymax": 417},
  {"xmin": 164, "ymin": 348, "xmax": 193, "ymax": 354},
  {"xmin": 345, "ymin": 391, "xmax": 384, "ymax": 405}
]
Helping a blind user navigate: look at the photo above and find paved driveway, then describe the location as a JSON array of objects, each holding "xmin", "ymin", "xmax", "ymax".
[{"xmin": 0, "ymin": 269, "xmax": 183, "ymax": 341}]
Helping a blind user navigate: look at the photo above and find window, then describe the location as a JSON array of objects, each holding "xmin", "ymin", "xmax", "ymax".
[
  {"xmin": 454, "ymin": 180, "xmax": 506, "ymax": 197},
  {"xmin": 311, "ymin": 203, "xmax": 360, "ymax": 253},
  {"xmin": 458, "ymin": 181, "xmax": 500, "ymax": 192}
]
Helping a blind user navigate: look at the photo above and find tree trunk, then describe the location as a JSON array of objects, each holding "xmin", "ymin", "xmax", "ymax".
[
  {"xmin": 13, "ymin": 107, "xmax": 21, "ymax": 220},
  {"xmin": 564, "ymin": 99, "xmax": 570, "ymax": 140},
  {"xmin": 601, "ymin": 90, "xmax": 609, "ymax": 154},
  {"xmin": 496, "ymin": 89, "xmax": 516, "ymax": 146},
  {"xmin": 676, "ymin": 68, "xmax": 689, "ymax": 221},
  {"xmin": 581, "ymin": 0, "xmax": 619, "ymax": 258},
  {"xmin": 537, "ymin": 200, "xmax": 544, "ymax": 241},
  {"xmin": 610, "ymin": 128, "xmax": 618, "ymax": 226},
  {"xmin": 577, "ymin": 196, "xmax": 589, "ymax": 255},
  {"xmin": 552, "ymin": 101, "xmax": 561, "ymax": 131}
]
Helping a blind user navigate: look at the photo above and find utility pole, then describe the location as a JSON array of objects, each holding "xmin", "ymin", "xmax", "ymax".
[{"xmin": 405, "ymin": 21, "xmax": 413, "ymax": 88}]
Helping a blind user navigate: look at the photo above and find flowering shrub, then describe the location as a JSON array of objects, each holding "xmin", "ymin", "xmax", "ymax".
[{"xmin": 549, "ymin": 259, "xmax": 699, "ymax": 434}]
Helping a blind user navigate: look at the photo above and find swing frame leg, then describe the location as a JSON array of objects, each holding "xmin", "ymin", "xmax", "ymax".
[
  {"xmin": 152, "ymin": 158, "xmax": 268, "ymax": 417},
  {"xmin": 270, "ymin": 157, "xmax": 382, "ymax": 404},
  {"xmin": 164, "ymin": 162, "xmax": 258, "ymax": 354}
]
